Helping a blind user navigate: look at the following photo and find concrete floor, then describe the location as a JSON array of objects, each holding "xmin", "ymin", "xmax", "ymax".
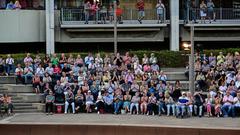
[{"xmin": 0, "ymin": 113, "xmax": 239, "ymax": 130}]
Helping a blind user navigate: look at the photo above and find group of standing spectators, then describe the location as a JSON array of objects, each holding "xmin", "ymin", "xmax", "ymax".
[
  {"xmin": 82, "ymin": 0, "xmax": 165, "ymax": 24},
  {"xmin": 184, "ymin": 0, "xmax": 216, "ymax": 23}
]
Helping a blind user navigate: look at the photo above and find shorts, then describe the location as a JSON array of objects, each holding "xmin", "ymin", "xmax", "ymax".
[
  {"xmin": 200, "ymin": 10, "xmax": 206, "ymax": 17},
  {"xmin": 138, "ymin": 10, "xmax": 145, "ymax": 17}
]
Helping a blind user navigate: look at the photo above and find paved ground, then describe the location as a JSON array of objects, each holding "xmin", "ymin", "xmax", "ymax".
[{"xmin": 0, "ymin": 113, "xmax": 240, "ymax": 130}]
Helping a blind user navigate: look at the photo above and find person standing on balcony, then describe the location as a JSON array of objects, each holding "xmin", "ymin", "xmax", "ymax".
[
  {"xmin": 190, "ymin": 0, "xmax": 197, "ymax": 23},
  {"xmin": 91, "ymin": 1, "xmax": 100, "ymax": 24},
  {"xmin": 156, "ymin": 0, "xmax": 165, "ymax": 24},
  {"xmin": 0, "ymin": 0, "xmax": 6, "ymax": 9},
  {"xmin": 14, "ymin": 1, "xmax": 22, "ymax": 9},
  {"xmin": 136, "ymin": 0, "xmax": 145, "ymax": 24},
  {"xmin": 184, "ymin": 0, "xmax": 191, "ymax": 23},
  {"xmin": 6, "ymin": 1, "xmax": 14, "ymax": 9},
  {"xmin": 84, "ymin": 1, "xmax": 91, "ymax": 24},
  {"xmin": 200, "ymin": 0, "xmax": 207, "ymax": 23},
  {"xmin": 207, "ymin": 0, "xmax": 215, "ymax": 23}
]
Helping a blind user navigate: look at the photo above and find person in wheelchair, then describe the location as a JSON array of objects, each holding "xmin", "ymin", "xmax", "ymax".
[{"xmin": 176, "ymin": 92, "xmax": 189, "ymax": 118}]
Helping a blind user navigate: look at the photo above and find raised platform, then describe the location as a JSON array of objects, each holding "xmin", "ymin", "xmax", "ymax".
[{"xmin": 0, "ymin": 113, "xmax": 239, "ymax": 135}]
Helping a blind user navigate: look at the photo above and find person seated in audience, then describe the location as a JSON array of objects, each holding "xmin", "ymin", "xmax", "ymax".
[
  {"xmin": 32, "ymin": 73, "xmax": 42, "ymax": 94},
  {"xmin": 60, "ymin": 72, "xmax": 68, "ymax": 86},
  {"xmin": 53, "ymin": 64, "xmax": 61, "ymax": 81},
  {"xmin": 157, "ymin": 92, "xmax": 165, "ymax": 116},
  {"xmin": 62, "ymin": 63, "xmax": 71, "ymax": 76},
  {"xmin": 54, "ymin": 80, "xmax": 65, "ymax": 103},
  {"xmin": 35, "ymin": 64, "xmax": 44, "ymax": 79},
  {"xmin": 176, "ymin": 92, "xmax": 189, "ymax": 118},
  {"xmin": 42, "ymin": 73, "xmax": 52, "ymax": 88},
  {"xmin": 140, "ymin": 92, "xmax": 148, "ymax": 115},
  {"xmin": 123, "ymin": 91, "xmax": 131, "ymax": 114},
  {"xmin": 233, "ymin": 93, "xmax": 240, "ymax": 117},
  {"xmin": 64, "ymin": 89, "xmax": 75, "ymax": 114},
  {"xmin": 15, "ymin": 64, "xmax": 24, "ymax": 84},
  {"xmin": 85, "ymin": 90, "xmax": 94, "ymax": 113},
  {"xmin": 96, "ymin": 92, "xmax": 105, "ymax": 114},
  {"xmin": 165, "ymin": 93, "xmax": 175, "ymax": 116},
  {"xmin": 45, "ymin": 90, "xmax": 55, "ymax": 115},
  {"xmin": 3, "ymin": 94, "xmax": 13, "ymax": 115},
  {"xmin": 75, "ymin": 89, "xmax": 85, "ymax": 113},
  {"xmin": 103, "ymin": 91, "xmax": 114, "ymax": 113},
  {"xmin": 221, "ymin": 91, "xmax": 234, "ymax": 117},
  {"xmin": 45, "ymin": 63, "xmax": 54, "ymax": 77},
  {"xmin": 147, "ymin": 93, "xmax": 157, "ymax": 115},
  {"xmin": 130, "ymin": 92, "xmax": 140, "ymax": 115},
  {"xmin": 205, "ymin": 93, "xmax": 215, "ymax": 117},
  {"xmin": 23, "ymin": 62, "xmax": 34, "ymax": 84},
  {"xmin": 113, "ymin": 89, "xmax": 123, "ymax": 114},
  {"xmin": 193, "ymin": 92, "xmax": 204, "ymax": 117}
]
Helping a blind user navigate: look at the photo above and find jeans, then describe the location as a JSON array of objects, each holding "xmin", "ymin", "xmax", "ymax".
[
  {"xmin": 158, "ymin": 102, "xmax": 165, "ymax": 115},
  {"xmin": 221, "ymin": 104, "xmax": 234, "ymax": 117},
  {"xmin": 176, "ymin": 105, "xmax": 186, "ymax": 116},
  {"xmin": 166, "ymin": 104, "xmax": 175, "ymax": 116},
  {"xmin": 6, "ymin": 64, "xmax": 14, "ymax": 75},
  {"xmin": 190, "ymin": 10, "xmax": 196, "ymax": 22},
  {"xmin": 45, "ymin": 102, "xmax": 53, "ymax": 113},
  {"xmin": 23, "ymin": 74, "xmax": 33, "ymax": 84},
  {"xmin": 188, "ymin": 105, "xmax": 193, "ymax": 116},
  {"xmin": 114, "ymin": 101, "xmax": 123, "ymax": 113},
  {"xmin": 194, "ymin": 105, "xmax": 203, "ymax": 116},
  {"xmin": 85, "ymin": 12, "xmax": 89, "ymax": 24},
  {"xmin": 130, "ymin": 103, "xmax": 139, "ymax": 114},
  {"xmin": 65, "ymin": 101, "xmax": 75, "ymax": 114}
]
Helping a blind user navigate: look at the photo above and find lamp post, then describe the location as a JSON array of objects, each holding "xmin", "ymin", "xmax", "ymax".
[
  {"xmin": 114, "ymin": 0, "xmax": 118, "ymax": 55},
  {"xmin": 189, "ymin": 23, "xmax": 195, "ymax": 95}
]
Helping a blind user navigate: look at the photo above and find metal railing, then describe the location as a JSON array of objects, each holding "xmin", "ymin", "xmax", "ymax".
[
  {"xmin": 61, "ymin": 8, "xmax": 166, "ymax": 24},
  {"xmin": 186, "ymin": 8, "xmax": 240, "ymax": 23}
]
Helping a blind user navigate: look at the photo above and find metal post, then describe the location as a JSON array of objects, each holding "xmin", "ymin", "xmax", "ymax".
[
  {"xmin": 114, "ymin": 1, "xmax": 118, "ymax": 54},
  {"xmin": 189, "ymin": 24, "xmax": 195, "ymax": 95}
]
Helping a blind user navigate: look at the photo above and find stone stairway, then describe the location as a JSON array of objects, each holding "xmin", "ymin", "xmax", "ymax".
[{"xmin": 0, "ymin": 78, "xmax": 44, "ymax": 113}]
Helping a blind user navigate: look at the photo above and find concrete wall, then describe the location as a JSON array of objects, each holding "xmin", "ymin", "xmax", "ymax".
[
  {"xmin": 0, "ymin": 10, "xmax": 46, "ymax": 43},
  {"xmin": 0, "ymin": 124, "xmax": 239, "ymax": 135}
]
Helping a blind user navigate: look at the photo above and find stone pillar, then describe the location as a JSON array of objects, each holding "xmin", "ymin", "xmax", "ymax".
[
  {"xmin": 170, "ymin": 0, "xmax": 179, "ymax": 51},
  {"xmin": 46, "ymin": 0, "xmax": 55, "ymax": 54}
]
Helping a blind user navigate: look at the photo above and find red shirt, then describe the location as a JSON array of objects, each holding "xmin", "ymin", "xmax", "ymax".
[{"xmin": 137, "ymin": 1, "xmax": 144, "ymax": 11}]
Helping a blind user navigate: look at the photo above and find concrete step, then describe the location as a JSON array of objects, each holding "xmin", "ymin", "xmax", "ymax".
[
  {"xmin": 166, "ymin": 73, "xmax": 188, "ymax": 81},
  {"xmin": 2, "ymin": 84, "xmax": 33, "ymax": 93},
  {"xmin": 11, "ymin": 97, "xmax": 23, "ymax": 100},
  {"xmin": 13, "ymin": 103, "xmax": 34, "ymax": 106},
  {"xmin": 14, "ymin": 109, "xmax": 42, "ymax": 113},
  {"xmin": 0, "ymin": 76, "xmax": 16, "ymax": 84},
  {"xmin": 162, "ymin": 68, "xmax": 186, "ymax": 72},
  {"xmin": 14, "ymin": 106, "xmax": 38, "ymax": 110}
]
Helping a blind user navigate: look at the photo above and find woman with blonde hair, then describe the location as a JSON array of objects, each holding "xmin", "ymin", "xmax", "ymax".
[{"xmin": 14, "ymin": 1, "xmax": 21, "ymax": 9}]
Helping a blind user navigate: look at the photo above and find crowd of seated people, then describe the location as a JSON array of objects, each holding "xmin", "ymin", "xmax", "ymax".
[{"xmin": 0, "ymin": 51, "xmax": 240, "ymax": 118}]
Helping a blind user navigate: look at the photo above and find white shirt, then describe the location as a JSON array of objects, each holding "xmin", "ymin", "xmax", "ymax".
[
  {"xmin": 6, "ymin": 58, "xmax": 14, "ymax": 65},
  {"xmin": 233, "ymin": 97, "xmax": 240, "ymax": 107}
]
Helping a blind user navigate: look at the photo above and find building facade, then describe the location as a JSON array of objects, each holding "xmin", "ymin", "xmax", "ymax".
[{"xmin": 0, "ymin": 0, "xmax": 240, "ymax": 53}]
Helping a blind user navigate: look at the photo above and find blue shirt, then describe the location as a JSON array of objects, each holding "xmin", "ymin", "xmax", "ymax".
[
  {"xmin": 104, "ymin": 95, "xmax": 113, "ymax": 105},
  {"xmin": 6, "ymin": 3, "xmax": 14, "ymax": 9}
]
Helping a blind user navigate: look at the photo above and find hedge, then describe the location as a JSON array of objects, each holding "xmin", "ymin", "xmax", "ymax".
[{"xmin": 0, "ymin": 48, "xmax": 239, "ymax": 68}]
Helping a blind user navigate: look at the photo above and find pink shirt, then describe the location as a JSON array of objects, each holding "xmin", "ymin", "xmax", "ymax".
[
  {"xmin": 143, "ymin": 65, "xmax": 151, "ymax": 72},
  {"xmin": 223, "ymin": 95, "xmax": 234, "ymax": 106}
]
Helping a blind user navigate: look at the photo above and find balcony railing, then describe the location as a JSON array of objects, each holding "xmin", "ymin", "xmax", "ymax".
[
  {"xmin": 61, "ymin": 8, "xmax": 166, "ymax": 24},
  {"xmin": 186, "ymin": 8, "xmax": 240, "ymax": 23}
]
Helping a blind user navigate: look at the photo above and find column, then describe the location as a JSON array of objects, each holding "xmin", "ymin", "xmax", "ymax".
[
  {"xmin": 46, "ymin": 0, "xmax": 55, "ymax": 54},
  {"xmin": 170, "ymin": 0, "xmax": 179, "ymax": 51}
]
